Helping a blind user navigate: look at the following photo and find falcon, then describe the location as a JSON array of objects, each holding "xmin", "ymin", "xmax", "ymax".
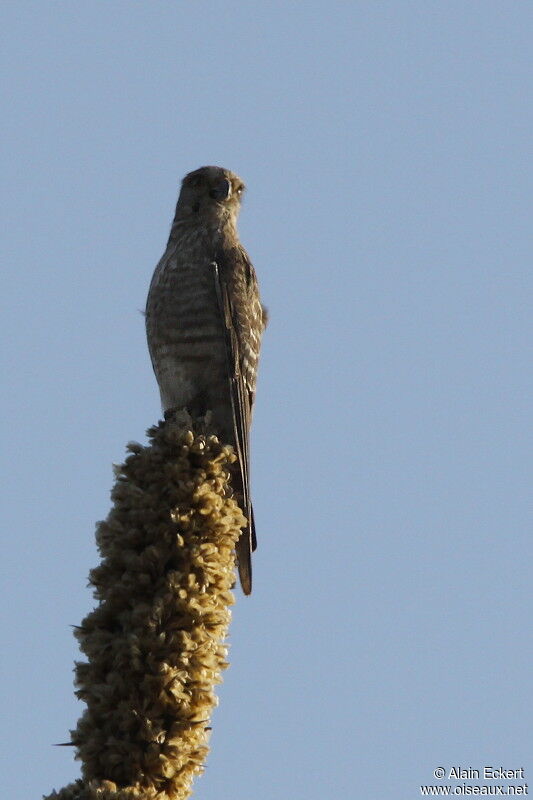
[{"xmin": 145, "ymin": 166, "xmax": 266, "ymax": 594}]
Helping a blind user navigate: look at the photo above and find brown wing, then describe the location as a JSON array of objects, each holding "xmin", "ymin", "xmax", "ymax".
[{"xmin": 212, "ymin": 247, "xmax": 262, "ymax": 594}]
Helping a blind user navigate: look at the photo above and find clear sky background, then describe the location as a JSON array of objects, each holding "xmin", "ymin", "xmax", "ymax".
[{"xmin": 1, "ymin": 3, "xmax": 531, "ymax": 799}]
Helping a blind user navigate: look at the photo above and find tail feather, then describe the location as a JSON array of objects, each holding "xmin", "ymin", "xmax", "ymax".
[{"xmin": 236, "ymin": 525, "xmax": 253, "ymax": 595}]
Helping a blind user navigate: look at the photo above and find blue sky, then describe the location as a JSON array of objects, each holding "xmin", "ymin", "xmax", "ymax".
[{"xmin": 1, "ymin": 3, "xmax": 531, "ymax": 798}]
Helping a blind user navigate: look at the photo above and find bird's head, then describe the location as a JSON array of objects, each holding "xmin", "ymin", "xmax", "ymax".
[{"xmin": 174, "ymin": 166, "xmax": 245, "ymax": 228}]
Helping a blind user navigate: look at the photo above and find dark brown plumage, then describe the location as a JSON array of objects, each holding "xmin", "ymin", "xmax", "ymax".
[{"xmin": 145, "ymin": 166, "xmax": 266, "ymax": 594}]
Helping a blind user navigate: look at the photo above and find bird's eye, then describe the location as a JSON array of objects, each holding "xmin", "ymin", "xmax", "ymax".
[{"xmin": 237, "ymin": 184, "xmax": 245, "ymax": 196}]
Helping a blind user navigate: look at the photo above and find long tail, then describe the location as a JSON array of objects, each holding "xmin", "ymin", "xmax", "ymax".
[{"xmin": 236, "ymin": 503, "xmax": 256, "ymax": 595}]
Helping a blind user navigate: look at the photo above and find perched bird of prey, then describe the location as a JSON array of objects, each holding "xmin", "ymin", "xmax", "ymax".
[{"xmin": 145, "ymin": 166, "xmax": 266, "ymax": 594}]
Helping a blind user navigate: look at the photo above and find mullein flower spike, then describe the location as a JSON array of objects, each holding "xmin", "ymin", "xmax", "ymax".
[{"xmin": 44, "ymin": 413, "xmax": 245, "ymax": 800}]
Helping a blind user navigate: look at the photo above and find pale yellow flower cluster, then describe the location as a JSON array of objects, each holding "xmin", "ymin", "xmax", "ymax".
[{"xmin": 44, "ymin": 412, "xmax": 245, "ymax": 800}]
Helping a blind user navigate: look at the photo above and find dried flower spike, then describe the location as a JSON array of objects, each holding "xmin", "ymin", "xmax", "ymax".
[{"xmin": 44, "ymin": 414, "xmax": 245, "ymax": 800}]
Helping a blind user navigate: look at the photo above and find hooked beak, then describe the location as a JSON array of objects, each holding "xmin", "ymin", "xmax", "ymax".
[{"xmin": 209, "ymin": 178, "xmax": 232, "ymax": 201}]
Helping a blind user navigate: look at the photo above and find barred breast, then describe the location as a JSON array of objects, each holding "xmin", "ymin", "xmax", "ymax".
[{"xmin": 145, "ymin": 233, "xmax": 227, "ymax": 416}]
